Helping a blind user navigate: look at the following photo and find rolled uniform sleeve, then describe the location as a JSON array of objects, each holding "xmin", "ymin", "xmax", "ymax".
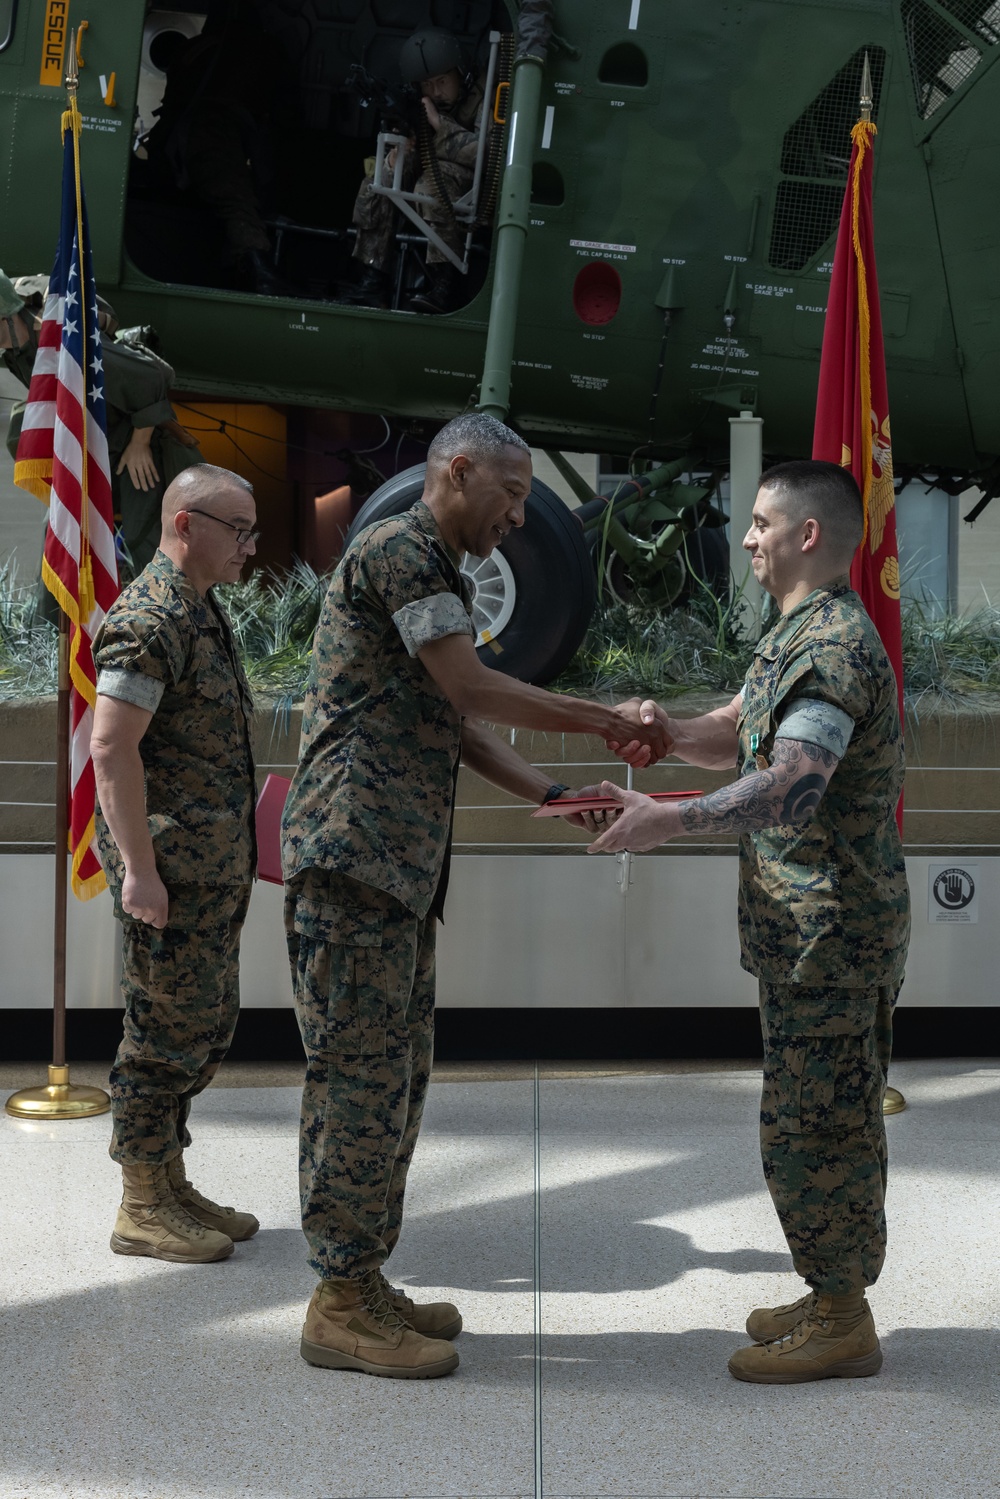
[
  {"xmin": 393, "ymin": 594, "xmax": 474, "ymax": 656},
  {"xmin": 775, "ymin": 697, "xmax": 855, "ymax": 758},
  {"xmin": 353, "ymin": 526, "xmax": 474, "ymax": 657},
  {"xmin": 96, "ymin": 667, "xmax": 164, "ymax": 713}
]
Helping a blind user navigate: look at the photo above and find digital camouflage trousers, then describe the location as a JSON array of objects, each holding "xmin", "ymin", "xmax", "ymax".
[
  {"xmin": 758, "ymin": 979, "xmax": 897, "ymax": 1296},
  {"xmin": 352, "ymin": 155, "xmax": 473, "ymax": 267},
  {"xmin": 284, "ymin": 868, "xmax": 435, "ymax": 1282},
  {"xmin": 109, "ymin": 882, "xmax": 251, "ymax": 1164}
]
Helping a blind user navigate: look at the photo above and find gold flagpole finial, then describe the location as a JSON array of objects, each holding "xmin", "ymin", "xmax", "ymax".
[
  {"xmin": 860, "ymin": 51, "xmax": 873, "ymax": 121},
  {"xmin": 65, "ymin": 27, "xmax": 79, "ymax": 96}
]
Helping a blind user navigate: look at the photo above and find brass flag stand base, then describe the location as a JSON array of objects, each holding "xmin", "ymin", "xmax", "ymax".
[
  {"xmin": 883, "ymin": 1086, "xmax": 906, "ymax": 1115},
  {"xmin": 5, "ymin": 1064, "xmax": 110, "ymax": 1121}
]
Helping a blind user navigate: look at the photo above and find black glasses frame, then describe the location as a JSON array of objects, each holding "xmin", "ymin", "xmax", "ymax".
[{"xmin": 185, "ymin": 508, "xmax": 261, "ymax": 547}]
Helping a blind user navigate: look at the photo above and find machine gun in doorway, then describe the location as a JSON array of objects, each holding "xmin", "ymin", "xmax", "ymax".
[{"xmin": 346, "ymin": 65, "xmax": 426, "ymax": 136}]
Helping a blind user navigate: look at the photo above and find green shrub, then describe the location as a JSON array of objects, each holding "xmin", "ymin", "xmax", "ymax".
[{"xmin": 4, "ymin": 559, "xmax": 1000, "ymax": 708}]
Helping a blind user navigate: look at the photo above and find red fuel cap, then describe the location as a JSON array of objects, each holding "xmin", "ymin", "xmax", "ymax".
[{"xmin": 573, "ymin": 261, "xmax": 622, "ymax": 325}]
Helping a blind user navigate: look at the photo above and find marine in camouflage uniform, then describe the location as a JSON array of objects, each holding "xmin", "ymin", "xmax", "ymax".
[
  {"xmin": 93, "ymin": 466, "xmax": 260, "ymax": 1264},
  {"xmin": 281, "ymin": 499, "xmax": 470, "ymax": 1378},
  {"xmin": 280, "ymin": 412, "xmax": 668, "ymax": 1378},
  {"xmin": 587, "ymin": 459, "xmax": 910, "ymax": 1382},
  {"xmin": 737, "ymin": 579, "xmax": 909, "ymax": 1295}
]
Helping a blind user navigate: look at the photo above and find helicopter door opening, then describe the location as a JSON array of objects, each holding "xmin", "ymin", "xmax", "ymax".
[{"xmin": 125, "ymin": 1, "xmax": 514, "ymax": 312}]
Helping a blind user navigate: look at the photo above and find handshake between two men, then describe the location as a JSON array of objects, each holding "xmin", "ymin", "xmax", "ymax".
[
  {"xmin": 573, "ymin": 687, "xmax": 817, "ymax": 858},
  {"xmin": 550, "ymin": 696, "xmax": 683, "ymax": 842}
]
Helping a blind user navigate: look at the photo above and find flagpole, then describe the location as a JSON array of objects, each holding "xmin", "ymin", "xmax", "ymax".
[
  {"xmin": 862, "ymin": 49, "xmax": 904, "ymax": 1117},
  {"xmin": 5, "ymin": 32, "xmax": 109, "ymax": 1122},
  {"xmin": 53, "ymin": 610, "xmax": 70, "ymax": 1070},
  {"xmin": 861, "ymin": 50, "xmax": 904, "ymax": 1118}
]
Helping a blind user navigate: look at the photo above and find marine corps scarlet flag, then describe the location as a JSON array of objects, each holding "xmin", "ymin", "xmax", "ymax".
[{"xmin": 812, "ymin": 110, "xmax": 904, "ymax": 830}]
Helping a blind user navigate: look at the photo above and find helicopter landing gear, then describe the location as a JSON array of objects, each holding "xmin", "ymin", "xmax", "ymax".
[
  {"xmin": 344, "ymin": 464, "xmax": 595, "ymax": 685},
  {"xmin": 598, "ymin": 546, "xmax": 686, "ymax": 609},
  {"xmin": 591, "ymin": 523, "xmax": 730, "ymax": 611}
]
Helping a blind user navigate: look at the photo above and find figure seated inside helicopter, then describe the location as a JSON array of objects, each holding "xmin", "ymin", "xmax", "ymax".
[
  {"xmin": 126, "ymin": 1, "xmax": 511, "ymax": 312},
  {"xmin": 345, "ymin": 27, "xmax": 496, "ymax": 314}
]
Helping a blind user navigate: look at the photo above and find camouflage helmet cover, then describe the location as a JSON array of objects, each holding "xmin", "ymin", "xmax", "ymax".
[
  {"xmin": 0, "ymin": 268, "xmax": 25, "ymax": 318},
  {"xmin": 8, "ymin": 274, "xmax": 116, "ymax": 326},
  {"xmin": 12, "ymin": 273, "xmax": 49, "ymax": 303},
  {"xmin": 398, "ymin": 28, "xmax": 462, "ymax": 84}
]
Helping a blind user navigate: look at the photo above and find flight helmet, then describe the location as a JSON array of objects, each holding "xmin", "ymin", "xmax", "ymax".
[{"xmin": 398, "ymin": 29, "xmax": 463, "ymax": 84}]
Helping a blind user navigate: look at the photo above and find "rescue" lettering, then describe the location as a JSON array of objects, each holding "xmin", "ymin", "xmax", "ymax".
[{"xmin": 39, "ymin": 1, "xmax": 69, "ymax": 88}]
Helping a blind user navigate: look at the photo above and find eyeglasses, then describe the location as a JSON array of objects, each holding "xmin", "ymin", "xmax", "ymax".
[{"xmin": 185, "ymin": 508, "xmax": 261, "ymax": 547}]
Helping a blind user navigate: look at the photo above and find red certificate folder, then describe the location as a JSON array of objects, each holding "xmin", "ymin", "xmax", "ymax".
[
  {"xmin": 532, "ymin": 790, "xmax": 703, "ymax": 817},
  {"xmin": 255, "ymin": 773, "xmax": 291, "ymax": 884}
]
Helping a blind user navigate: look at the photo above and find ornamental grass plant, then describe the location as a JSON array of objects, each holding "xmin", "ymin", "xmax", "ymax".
[{"xmin": 3, "ymin": 557, "xmax": 1000, "ymax": 709}]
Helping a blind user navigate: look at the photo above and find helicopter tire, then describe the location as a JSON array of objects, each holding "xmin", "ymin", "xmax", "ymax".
[{"xmin": 344, "ymin": 464, "xmax": 596, "ymax": 685}]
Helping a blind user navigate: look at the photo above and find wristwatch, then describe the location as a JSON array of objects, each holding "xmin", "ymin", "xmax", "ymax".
[{"xmin": 540, "ymin": 783, "xmax": 570, "ymax": 805}]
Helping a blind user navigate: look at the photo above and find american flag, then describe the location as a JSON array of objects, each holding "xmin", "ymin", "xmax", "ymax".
[{"xmin": 14, "ymin": 103, "xmax": 119, "ymax": 899}]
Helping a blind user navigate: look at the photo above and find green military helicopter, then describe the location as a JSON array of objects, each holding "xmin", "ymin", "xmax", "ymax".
[{"xmin": 1, "ymin": 0, "xmax": 997, "ymax": 680}]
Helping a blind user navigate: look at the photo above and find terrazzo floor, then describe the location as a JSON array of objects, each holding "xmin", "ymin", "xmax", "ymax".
[{"xmin": 1, "ymin": 1059, "xmax": 998, "ymax": 1499}]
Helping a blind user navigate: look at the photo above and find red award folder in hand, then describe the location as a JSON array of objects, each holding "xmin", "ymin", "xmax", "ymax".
[
  {"xmin": 255, "ymin": 773, "xmax": 291, "ymax": 883},
  {"xmin": 531, "ymin": 790, "xmax": 702, "ymax": 817}
]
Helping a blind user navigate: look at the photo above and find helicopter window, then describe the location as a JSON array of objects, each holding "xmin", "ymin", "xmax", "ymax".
[
  {"xmin": 768, "ymin": 47, "xmax": 885, "ymax": 272},
  {"xmin": 0, "ymin": 0, "xmax": 17, "ymax": 53},
  {"xmin": 597, "ymin": 42, "xmax": 648, "ymax": 89},
  {"xmin": 530, "ymin": 162, "xmax": 565, "ymax": 206},
  {"xmin": 573, "ymin": 262, "xmax": 622, "ymax": 326},
  {"xmin": 901, "ymin": 0, "xmax": 999, "ymax": 121},
  {"xmin": 125, "ymin": 0, "xmax": 512, "ymax": 311},
  {"xmin": 769, "ymin": 182, "xmax": 845, "ymax": 274},
  {"xmin": 778, "ymin": 48, "xmax": 885, "ymax": 179}
]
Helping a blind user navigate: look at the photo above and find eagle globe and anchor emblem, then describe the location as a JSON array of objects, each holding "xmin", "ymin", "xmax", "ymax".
[{"xmin": 841, "ymin": 414, "xmax": 900, "ymax": 599}]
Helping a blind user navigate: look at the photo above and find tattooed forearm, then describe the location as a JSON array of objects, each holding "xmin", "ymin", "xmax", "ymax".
[{"xmin": 678, "ymin": 738, "xmax": 838, "ymax": 834}]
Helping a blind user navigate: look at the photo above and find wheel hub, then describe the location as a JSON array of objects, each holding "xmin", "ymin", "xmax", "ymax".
[{"xmin": 461, "ymin": 549, "xmax": 516, "ymax": 647}]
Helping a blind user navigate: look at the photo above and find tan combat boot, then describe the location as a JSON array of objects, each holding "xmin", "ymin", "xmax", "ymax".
[
  {"xmin": 729, "ymin": 1291, "xmax": 882, "ymax": 1384},
  {"xmin": 111, "ymin": 1162, "xmax": 234, "ymax": 1263},
  {"xmin": 377, "ymin": 1270, "xmax": 463, "ymax": 1340},
  {"xmin": 300, "ymin": 1268, "xmax": 459, "ymax": 1379},
  {"xmin": 166, "ymin": 1154, "xmax": 260, "ymax": 1242},
  {"xmin": 745, "ymin": 1288, "xmax": 819, "ymax": 1342}
]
